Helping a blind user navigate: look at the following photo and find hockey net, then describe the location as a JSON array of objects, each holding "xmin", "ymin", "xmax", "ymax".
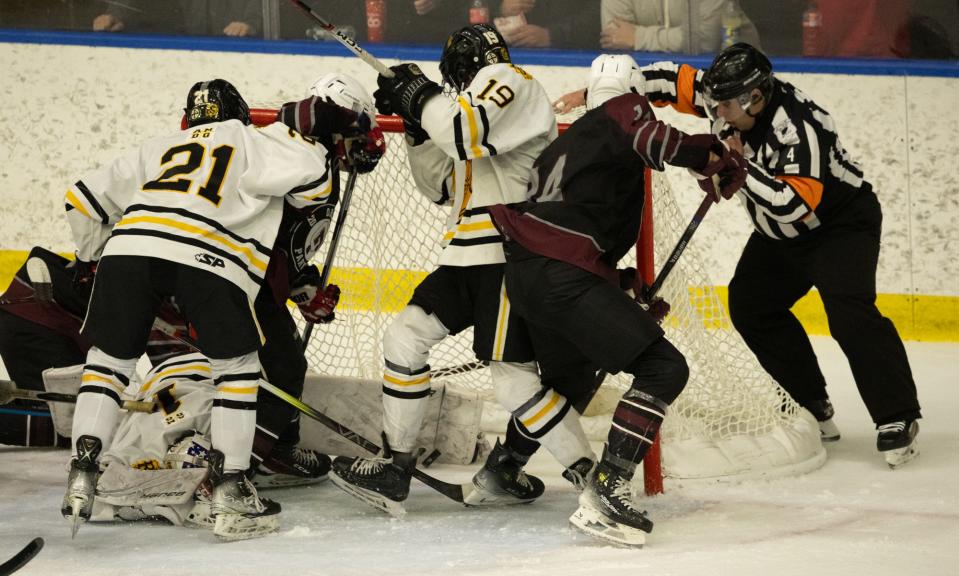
[{"xmin": 250, "ymin": 111, "xmax": 825, "ymax": 490}]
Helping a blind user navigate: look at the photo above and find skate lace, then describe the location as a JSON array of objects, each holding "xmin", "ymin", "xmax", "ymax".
[
  {"xmin": 350, "ymin": 457, "xmax": 389, "ymax": 476},
  {"xmin": 292, "ymin": 447, "xmax": 320, "ymax": 468},
  {"xmin": 878, "ymin": 422, "xmax": 906, "ymax": 434},
  {"xmin": 515, "ymin": 471, "xmax": 533, "ymax": 490},
  {"xmin": 610, "ymin": 477, "xmax": 640, "ymax": 511}
]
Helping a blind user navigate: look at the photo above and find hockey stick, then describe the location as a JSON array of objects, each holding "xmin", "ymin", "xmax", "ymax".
[
  {"xmin": 0, "ymin": 379, "xmax": 156, "ymax": 413},
  {"xmin": 302, "ymin": 167, "xmax": 359, "ymax": 352},
  {"xmin": 287, "ymin": 0, "xmax": 395, "ymax": 77},
  {"xmin": 0, "ymin": 537, "xmax": 43, "ymax": 576},
  {"xmin": 642, "ymin": 193, "xmax": 714, "ymax": 302},
  {"xmin": 258, "ymin": 380, "xmax": 471, "ymax": 503}
]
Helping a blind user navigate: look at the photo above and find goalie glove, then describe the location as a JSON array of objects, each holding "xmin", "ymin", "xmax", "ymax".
[{"xmin": 291, "ymin": 280, "xmax": 341, "ymax": 324}]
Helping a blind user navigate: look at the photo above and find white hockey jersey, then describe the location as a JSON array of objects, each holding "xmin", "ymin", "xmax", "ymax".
[
  {"xmin": 411, "ymin": 63, "xmax": 557, "ymax": 267},
  {"xmin": 65, "ymin": 120, "xmax": 335, "ymax": 298},
  {"xmin": 103, "ymin": 352, "xmax": 214, "ymax": 470}
]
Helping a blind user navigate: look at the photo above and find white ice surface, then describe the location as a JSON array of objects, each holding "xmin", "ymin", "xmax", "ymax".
[{"xmin": 1, "ymin": 337, "xmax": 957, "ymax": 576}]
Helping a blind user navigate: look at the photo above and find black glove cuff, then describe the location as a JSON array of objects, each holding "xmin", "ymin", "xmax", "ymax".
[{"xmin": 398, "ymin": 78, "xmax": 442, "ymax": 123}]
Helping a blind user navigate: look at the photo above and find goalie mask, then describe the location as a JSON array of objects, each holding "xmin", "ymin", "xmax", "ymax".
[
  {"xmin": 164, "ymin": 431, "xmax": 212, "ymax": 469},
  {"xmin": 185, "ymin": 79, "xmax": 251, "ymax": 128},
  {"xmin": 308, "ymin": 72, "xmax": 375, "ymax": 119},
  {"xmin": 439, "ymin": 24, "xmax": 511, "ymax": 92},
  {"xmin": 701, "ymin": 43, "xmax": 773, "ymax": 120}
]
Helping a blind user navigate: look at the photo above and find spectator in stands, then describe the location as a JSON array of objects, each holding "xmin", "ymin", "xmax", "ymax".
[
  {"xmin": 493, "ymin": 0, "xmax": 600, "ymax": 49},
  {"xmin": 814, "ymin": 0, "xmax": 911, "ymax": 58},
  {"xmin": 600, "ymin": 0, "xmax": 761, "ymax": 54},
  {"xmin": 92, "ymin": 0, "xmax": 261, "ymax": 37}
]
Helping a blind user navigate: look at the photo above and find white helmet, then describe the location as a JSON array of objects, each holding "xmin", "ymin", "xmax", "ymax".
[
  {"xmin": 586, "ymin": 54, "xmax": 644, "ymax": 110},
  {"xmin": 307, "ymin": 73, "xmax": 375, "ymax": 119},
  {"xmin": 164, "ymin": 431, "xmax": 212, "ymax": 469}
]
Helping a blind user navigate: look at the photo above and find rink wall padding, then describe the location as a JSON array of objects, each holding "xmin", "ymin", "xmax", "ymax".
[{"xmin": 1, "ymin": 32, "xmax": 958, "ymax": 340}]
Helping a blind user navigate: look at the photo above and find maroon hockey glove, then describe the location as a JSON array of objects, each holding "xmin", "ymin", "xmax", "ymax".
[
  {"xmin": 291, "ymin": 283, "xmax": 341, "ymax": 324},
  {"xmin": 638, "ymin": 291, "xmax": 671, "ymax": 324},
  {"xmin": 618, "ymin": 267, "xmax": 671, "ymax": 324},
  {"xmin": 696, "ymin": 141, "xmax": 748, "ymax": 203},
  {"xmin": 336, "ymin": 125, "xmax": 386, "ymax": 174}
]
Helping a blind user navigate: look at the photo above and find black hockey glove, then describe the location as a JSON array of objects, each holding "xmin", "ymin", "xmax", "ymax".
[
  {"xmin": 375, "ymin": 64, "xmax": 443, "ymax": 124},
  {"xmin": 403, "ymin": 119, "xmax": 430, "ymax": 146},
  {"xmin": 336, "ymin": 125, "xmax": 386, "ymax": 174}
]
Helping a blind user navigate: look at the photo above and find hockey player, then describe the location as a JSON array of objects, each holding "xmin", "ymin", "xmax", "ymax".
[
  {"xmin": 251, "ymin": 72, "xmax": 384, "ymax": 488},
  {"xmin": 577, "ymin": 46, "xmax": 922, "ymax": 468},
  {"xmin": 330, "ymin": 24, "xmax": 571, "ymax": 515},
  {"xmin": 61, "ymin": 78, "xmax": 382, "ymax": 540},
  {"xmin": 485, "ymin": 81, "xmax": 747, "ymax": 545}
]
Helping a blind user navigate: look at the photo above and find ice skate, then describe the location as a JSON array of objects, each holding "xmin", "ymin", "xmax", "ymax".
[
  {"xmin": 208, "ymin": 450, "xmax": 280, "ymax": 541},
  {"xmin": 330, "ymin": 434, "xmax": 414, "ymax": 518},
  {"xmin": 561, "ymin": 457, "xmax": 597, "ymax": 491},
  {"xmin": 569, "ymin": 458, "xmax": 653, "ymax": 548},
  {"xmin": 877, "ymin": 420, "xmax": 919, "ymax": 469},
  {"xmin": 61, "ymin": 435, "xmax": 102, "ymax": 539},
  {"xmin": 254, "ymin": 444, "xmax": 331, "ymax": 489},
  {"xmin": 183, "ymin": 480, "xmax": 215, "ymax": 529},
  {"xmin": 464, "ymin": 439, "xmax": 545, "ymax": 506},
  {"xmin": 809, "ymin": 398, "xmax": 840, "ymax": 442}
]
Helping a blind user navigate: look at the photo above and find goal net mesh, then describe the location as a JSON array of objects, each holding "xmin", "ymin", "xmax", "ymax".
[{"xmin": 297, "ymin": 123, "xmax": 825, "ymax": 481}]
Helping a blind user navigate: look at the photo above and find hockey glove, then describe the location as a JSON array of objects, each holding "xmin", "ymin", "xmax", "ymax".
[
  {"xmin": 403, "ymin": 119, "xmax": 430, "ymax": 146},
  {"xmin": 619, "ymin": 267, "xmax": 671, "ymax": 325},
  {"xmin": 336, "ymin": 125, "xmax": 386, "ymax": 174},
  {"xmin": 375, "ymin": 64, "xmax": 443, "ymax": 124},
  {"xmin": 291, "ymin": 282, "xmax": 341, "ymax": 324},
  {"xmin": 694, "ymin": 139, "xmax": 748, "ymax": 203},
  {"xmin": 277, "ymin": 96, "xmax": 374, "ymax": 150}
]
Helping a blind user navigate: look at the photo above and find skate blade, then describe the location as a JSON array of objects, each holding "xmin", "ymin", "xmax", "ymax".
[
  {"xmin": 253, "ymin": 473, "xmax": 328, "ymax": 490},
  {"xmin": 213, "ymin": 512, "xmax": 279, "ymax": 541},
  {"xmin": 64, "ymin": 498, "xmax": 89, "ymax": 539},
  {"xmin": 819, "ymin": 419, "xmax": 841, "ymax": 442},
  {"xmin": 330, "ymin": 472, "xmax": 406, "ymax": 518},
  {"xmin": 569, "ymin": 504, "xmax": 646, "ymax": 548},
  {"xmin": 463, "ymin": 484, "xmax": 537, "ymax": 507},
  {"xmin": 184, "ymin": 502, "xmax": 215, "ymax": 529},
  {"xmin": 885, "ymin": 440, "xmax": 919, "ymax": 469}
]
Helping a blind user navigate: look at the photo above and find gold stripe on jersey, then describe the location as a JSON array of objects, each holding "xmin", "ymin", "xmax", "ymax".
[
  {"xmin": 383, "ymin": 373, "xmax": 430, "ymax": 387},
  {"xmin": 139, "ymin": 362, "xmax": 212, "ymax": 394},
  {"xmin": 218, "ymin": 385, "xmax": 258, "ymax": 395},
  {"xmin": 491, "ymin": 280, "xmax": 510, "ymax": 361},
  {"xmin": 116, "ymin": 215, "xmax": 269, "ymax": 273},
  {"xmin": 521, "ymin": 391, "xmax": 561, "ymax": 429},
  {"xmin": 65, "ymin": 190, "xmax": 92, "ymax": 218},
  {"xmin": 82, "ymin": 373, "xmax": 126, "ymax": 394},
  {"xmin": 457, "ymin": 97, "xmax": 483, "ymax": 158},
  {"xmin": 306, "ymin": 178, "xmax": 333, "ymax": 202}
]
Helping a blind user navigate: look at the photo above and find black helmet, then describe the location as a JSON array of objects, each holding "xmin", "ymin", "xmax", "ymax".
[
  {"xmin": 702, "ymin": 43, "xmax": 773, "ymax": 103},
  {"xmin": 439, "ymin": 24, "xmax": 511, "ymax": 91},
  {"xmin": 185, "ymin": 79, "xmax": 251, "ymax": 128}
]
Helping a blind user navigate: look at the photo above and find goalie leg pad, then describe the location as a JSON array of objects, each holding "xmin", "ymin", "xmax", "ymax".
[
  {"xmin": 72, "ymin": 347, "xmax": 138, "ymax": 453},
  {"xmin": 381, "ymin": 305, "xmax": 449, "ymax": 452},
  {"xmin": 491, "ymin": 361, "xmax": 594, "ymax": 468}
]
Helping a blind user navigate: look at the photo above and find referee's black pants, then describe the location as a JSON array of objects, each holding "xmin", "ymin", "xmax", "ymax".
[{"xmin": 728, "ymin": 192, "xmax": 920, "ymax": 426}]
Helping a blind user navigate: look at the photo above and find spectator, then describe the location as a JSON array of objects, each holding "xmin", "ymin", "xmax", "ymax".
[
  {"xmin": 493, "ymin": 0, "xmax": 600, "ymax": 49},
  {"xmin": 600, "ymin": 0, "xmax": 761, "ymax": 54},
  {"xmin": 92, "ymin": 0, "xmax": 261, "ymax": 37},
  {"xmin": 814, "ymin": 0, "xmax": 911, "ymax": 58}
]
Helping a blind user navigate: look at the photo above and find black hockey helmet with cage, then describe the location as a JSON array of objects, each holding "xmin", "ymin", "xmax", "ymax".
[
  {"xmin": 701, "ymin": 43, "xmax": 774, "ymax": 104},
  {"xmin": 439, "ymin": 24, "xmax": 511, "ymax": 91},
  {"xmin": 185, "ymin": 79, "xmax": 251, "ymax": 128}
]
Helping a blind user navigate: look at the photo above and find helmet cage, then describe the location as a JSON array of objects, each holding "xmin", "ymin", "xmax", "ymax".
[{"xmin": 439, "ymin": 24, "xmax": 511, "ymax": 91}]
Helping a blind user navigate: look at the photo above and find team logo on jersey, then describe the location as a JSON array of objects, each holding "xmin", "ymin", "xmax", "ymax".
[{"xmin": 194, "ymin": 253, "xmax": 226, "ymax": 268}]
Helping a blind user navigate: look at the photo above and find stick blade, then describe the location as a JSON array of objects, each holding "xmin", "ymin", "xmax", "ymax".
[{"xmin": 0, "ymin": 537, "xmax": 44, "ymax": 576}]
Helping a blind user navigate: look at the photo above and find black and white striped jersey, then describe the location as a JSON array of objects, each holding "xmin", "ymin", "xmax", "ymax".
[
  {"xmin": 65, "ymin": 119, "xmax": 334, "ymax": 299},
  {"xmin": 632, "ymin": 62, "xmax": 871, "ymax": 240},
  {"xmin": 410, "ymin": 63, "xmax": 557, "ymax": 267}
]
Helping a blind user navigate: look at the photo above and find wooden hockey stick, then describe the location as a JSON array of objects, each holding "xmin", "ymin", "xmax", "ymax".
[
  {"xmin": 287, "ymin": 0, "xmax": 395, "ymax": 78},
  {"xmin": 258, "ymin": 380, "xmax": 471, "ymax": 504},
  {"xmin": 302, "ymin": 168, "xmax": 359, "ymax": 352},
  {"xmin": 0, "ymin": 379, "xmax": 156, "ymax": 413}
]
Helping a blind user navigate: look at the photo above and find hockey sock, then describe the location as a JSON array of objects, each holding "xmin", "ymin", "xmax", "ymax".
[
  {"xmin": 72, "ymin": 347, "xmax": 138, "ymax": 454},
  {"xmin": 210, "ymin": 352, "xmax": 261, "ymax": 472},
  {"xmin": 607, "ymin": 389, "xmax": 667, "ymax": 470},
  {"xmin": 381, "ymin": 305, "xmax": 448, "ymax": 452}
]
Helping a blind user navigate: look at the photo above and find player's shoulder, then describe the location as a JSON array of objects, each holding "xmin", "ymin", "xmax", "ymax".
[{"xmin": 471, "ymin": 62, "xmax": 541, "ymax": 88}]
